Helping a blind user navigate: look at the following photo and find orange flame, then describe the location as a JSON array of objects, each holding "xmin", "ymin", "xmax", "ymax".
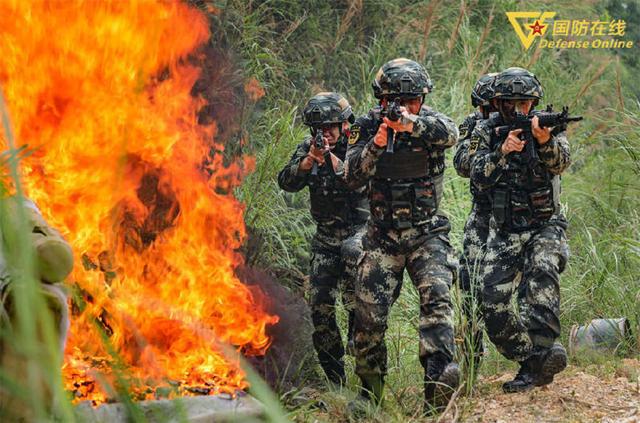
[{"xmin": 0, "ymin": 0, "xmax": 277, "ymax": 403}]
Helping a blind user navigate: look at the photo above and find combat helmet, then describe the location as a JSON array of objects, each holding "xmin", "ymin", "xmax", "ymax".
[
  {"xmin": 491, "ymin": 67, "xmax": 543, "ymax": 101},
  {"xmin": 302, "ymin": 92, "xmax": 355, "ymax": 128},
  {"xmin": 471, "ymin": 72, "xmax": 498, "ymax": 107},
  {"xmin": 372, "ymin": 58, "xmax": 434, "ymax": 99}
]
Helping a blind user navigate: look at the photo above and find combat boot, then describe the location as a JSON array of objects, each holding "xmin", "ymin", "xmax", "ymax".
[
  {"xmin": 535, "ymin": 343, "xmax": 567, "ymax": 387},
  {"xmin": 502, "ymin": 354, "xmax": 541, "ymax": 393},
  {"xmin": 424, "ymin": 353, "xmax": 460, "ymax": 414}
]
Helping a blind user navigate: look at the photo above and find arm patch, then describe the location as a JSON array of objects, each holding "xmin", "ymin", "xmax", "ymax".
[
  {"xmin": 348, "ymin": 126, "xmax": 360, "ymax": 144},
  {"xmin": 469, "ymin": 135, "xmax": 480, "ymax": 155}
]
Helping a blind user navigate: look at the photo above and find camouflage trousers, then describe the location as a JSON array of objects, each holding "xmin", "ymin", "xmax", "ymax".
[
  {"xmin": 458, "ymin": 203, "xmax": 491, "ymax": 369},
  {"xmin": 354, "ymin": 218, "xmax": 457, "ymax": 382},
  {"xmin": 481, "ymin": 218, "xmax": 569, "ymax": 362},
  {"xmin": 308, "ymin": 225, "xmax": 364, "ymax": 383}
]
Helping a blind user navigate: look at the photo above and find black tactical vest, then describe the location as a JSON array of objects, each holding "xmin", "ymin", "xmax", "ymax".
[
  {"xmin": 366, "ymin": 107, "xmax": 444, "ymax": 229},
  {"xmin": 309, "ymin": 138, "xmax": 369, "ymax": 228},
  {"xmin": 488, "ymin": 128, "xmax": 559, "ymax": 231}
]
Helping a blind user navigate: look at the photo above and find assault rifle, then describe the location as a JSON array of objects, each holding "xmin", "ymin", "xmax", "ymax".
[
  {"xmin": 311, "ymin": 129, "xmax": 334, "ymax": 176},
  {"xmin": 493, "ymin": 105, "xmax": 582, "ymax": 165},
  {"xmin": 311, "ymin": 129, "xmax": 323, "ymax": 176},
  {"xmin": 381, "ymin": 98, "xmax": 403, "ymax": 153}
]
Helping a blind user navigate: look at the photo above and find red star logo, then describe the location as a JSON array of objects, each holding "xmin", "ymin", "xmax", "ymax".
[{"xmin": 529, "ymin": 20, "xmax": 546, "ymax": 36}]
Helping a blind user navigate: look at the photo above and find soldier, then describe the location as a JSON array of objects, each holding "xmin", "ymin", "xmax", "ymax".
[
  {"xmin": 0, "ymin": 196, "xmax": 74, "ymax": 417},
  {"xmin": 453, "ymin": 73, "xmax": 497, "ymax": 377},
  {"xmin": 345, "ymin": 58, "xmax": 459, "ymax": 411},
  {"xmin": 277, "ymin": 92, "xmax": 369, "ymax": 385},
  {"xmin": 469, "ymin": 67, "xmax": 570, "ymax": 393}
]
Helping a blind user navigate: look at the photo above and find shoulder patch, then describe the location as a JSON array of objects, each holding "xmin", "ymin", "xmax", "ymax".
[
  {"xmin": 458, "ymin": 122, "xmax": 469, "ymax": 140},
  {"xmin": 348, "ymin": 126, "xmax": 360, "ymax": 144}
]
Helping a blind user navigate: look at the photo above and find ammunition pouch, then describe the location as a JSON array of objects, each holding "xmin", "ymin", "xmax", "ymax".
[
  {"xmin": 310, "ymin": 190, "xmax": 348, "ymax": 225},
  {"xmin": 529, "ymin": 188, "xmax": 555, "ymax": 220},
  {"xmin": 492, "ymin": 189, "xmax": 510, "ymax": 227},
  {"xmin": 470, "ymin": 182, "xmax": 491, "ymax": 210},
  {"xmin": 370, "ymin": 178, "xmax": 439, "ymax": 229},
  {"xmin": 491, "ymin": 184, "xmax": 557, "ymax": 230}
]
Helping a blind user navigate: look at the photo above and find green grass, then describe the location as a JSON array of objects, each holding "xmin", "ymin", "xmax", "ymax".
[
  {"xmin": 219, "ymin": 0, "xmax": 640, "ymax": 421},
  {"xmin": 0, "ymin": 0, "xmax": 639, "ymax": 421}
]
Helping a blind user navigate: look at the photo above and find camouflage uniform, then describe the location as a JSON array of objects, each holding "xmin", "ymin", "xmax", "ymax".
[
  {"xmin": 0, "ymin": 197, "xmax": 72, "ymax": 348},
  {"xmin": 470, "ymin": 113, "xmax": 570, "ymax": 362},
  {"xmin": 278, "ymin": 97, "xmax": 368, "ymax": 384},
  {"xmin": 0, "ymin": 197, "xmax": 73, "ymax": 416},
  {"xmin": 346, "ymin": 100, "xmax": 459, "ymax": 402},
  {"xmin": 469, "ymin": 68, "xmax": 572, "ymax": 393},
  {"xmin": 453, "ymin": 110, "xmax": 491, "ymax": 369}
]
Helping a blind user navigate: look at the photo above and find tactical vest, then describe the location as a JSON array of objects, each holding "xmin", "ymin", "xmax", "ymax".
[
  {"xmin": 309, "ymin": 140, "xmax": 369, "ymax": 228},
  {"xmin": 369, "ymin": 127, "xmax": 444, "ymax": 229},
  {"xmin": 488, "ymin": 130, "xmax": 559, "ymax": 230}
]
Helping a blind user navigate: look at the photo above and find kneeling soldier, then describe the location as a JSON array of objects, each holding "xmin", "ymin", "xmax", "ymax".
[
  {"xmin": 470, "ymin": 67, "xmax": 571, "ymax": 393},
  {"xmin": 277, "ymin": 92, "xmax": 368, "ymax": 385}
]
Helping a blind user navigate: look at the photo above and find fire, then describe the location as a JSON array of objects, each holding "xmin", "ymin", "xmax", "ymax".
[{"xmin": 0, "ymin": 0, "xmax": 277, "ymax": 403}]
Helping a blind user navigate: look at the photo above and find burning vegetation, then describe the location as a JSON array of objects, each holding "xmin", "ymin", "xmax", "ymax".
[{"xmin": 0, "ymin": 0, "xmax": 277, "ymax": 404}]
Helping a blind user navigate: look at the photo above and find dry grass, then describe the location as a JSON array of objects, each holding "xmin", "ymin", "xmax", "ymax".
[
  {"xmin": 572, "ymin": 59, "xmax": 612, "ymax": 107},
  {"xmin": 333, "ymin": 0, "xmax": 363, "ymax": 51},
  {"xmin": 447, "ymin": 0, "xmax": 467, "ymax": 54},
  {"xmin": 467, "ymin": 4, "xmax": 495, "ymax": 75},
  {"xmin": 417, "ymin": 0, "xmax": 442, "ymax": 63}
]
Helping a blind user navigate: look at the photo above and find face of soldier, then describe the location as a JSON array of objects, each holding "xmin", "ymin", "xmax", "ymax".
[
  {"xmin": 382, "ymin": 96, "xmax": 422, "ymax": 115},
  {"xmin": 398, "ymin": 96, "xmax": 422, "ymax": 114},
  {"xmin": 493, "ymin": 99, "xmax": 535, "ymax": 121},
  {"xmin": 320, "ymin": 121, "xmax": 348, "ymax": 147}
]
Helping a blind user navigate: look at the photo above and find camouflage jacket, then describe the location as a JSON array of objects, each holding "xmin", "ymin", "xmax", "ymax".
[
  {"xmin": 454, "ymin": 111, "xmax": 493, "ymax": 208},
  {"xmin": 453, "ymin": 111, "xmax": 483, "ymax": 178},
  {"xmin": 277, "ymin": 135, "xmax": 369, "ymax": 231},
  {"xmin": 344, "ymin": 105, "xmax": 457, "ymax": 229},
  {"xmin": 345, "ymin": 105, "xmax": 458, "ymax": 189},
  {"xmin": 469, "ymin": 115, "xmax": 571, "ymax": 191}
]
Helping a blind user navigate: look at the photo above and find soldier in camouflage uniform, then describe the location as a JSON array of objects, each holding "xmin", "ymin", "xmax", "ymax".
[
  {"xmin": 277, "ymin": 92, "xmax": 369, "ymax": 385},
  {"xmin": 469, "ymin": 68, "xmax": 570, "ymax": 393},
  {"xmin": 0, "ymin": 196, "xmax": 73, "ymax": 351},
  {"xmin": 0, "ymin": 196, "xmax": 73, "ymax": 416},
  {"xmin": 345, "ymin": 58, "xmax": 459, "ymax": 410},
  {"xmin": 453, "ymin": 73, "xmax": 497, "ymax": 376}
]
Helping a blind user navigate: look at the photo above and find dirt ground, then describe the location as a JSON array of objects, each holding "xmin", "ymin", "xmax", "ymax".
[{"xmin": 454, "ymin": 360, "xmax": 640, "ymax": 423}]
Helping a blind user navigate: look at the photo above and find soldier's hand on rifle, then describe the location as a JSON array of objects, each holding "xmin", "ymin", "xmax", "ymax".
[
  {"xmin": 373, "ymin": 122, "xmax": 389, "ymax": 148},
  {"xmin": 300, "ymin": 139, "xmax": 328, "ymax": 171},
  {"xmin": 501, "ymin": 128, "xmax": 526, "ymax": 155},
  {"xmin": 311, "ymin": 137, "xmax": 330, "ymax": 160},
  {"xmin": 532, "ymin": 115, "xmax": 552, "ymax": 144},
  {"xmin": 383, "ymin": 107, "xmax": 414, "ymax": 133}
]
